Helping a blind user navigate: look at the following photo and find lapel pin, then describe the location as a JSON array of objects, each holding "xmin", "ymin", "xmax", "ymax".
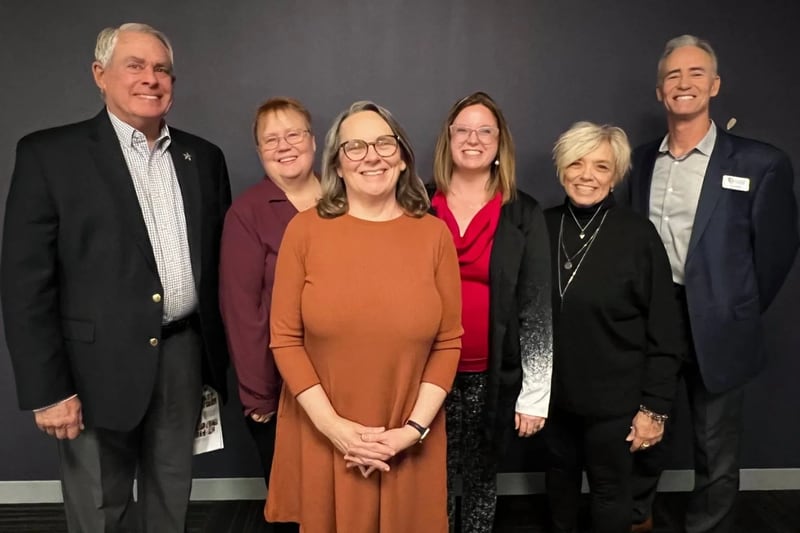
[{"xmin": 183, "ymin": 152, "xmax": 192, "ymax": 161}]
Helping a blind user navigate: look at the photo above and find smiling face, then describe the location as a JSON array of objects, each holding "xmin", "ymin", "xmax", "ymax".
[
  {"xmin": 336, "ymin": 110, "xmax": 407, "ymax": 205},
  {"xmin": 92, "ymin": 30, "xmax": 174, "ymax": 136},
  {"xmin": 256, "ymin": 108, "xmax": 315, "ymax": 185},
  {"xmin": 562, "ymin": 141, "xmax": 616, "ymax": 207},
  {"xmin": 449, "ymin": 104, "xmax": 499, "ymax": 173},
  {"xmin": 657, "ymin": 45, "xmax": 720, "ymax": 122}
]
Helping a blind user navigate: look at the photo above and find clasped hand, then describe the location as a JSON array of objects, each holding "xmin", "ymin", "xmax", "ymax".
[{"xmin": 323, "ymin": 417, "xmax": 419, "ymax": 479}]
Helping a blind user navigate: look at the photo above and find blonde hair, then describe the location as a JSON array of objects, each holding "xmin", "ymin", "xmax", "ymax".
[
  {"xmin": 252, "ymin": 96, "xmax": 313, "ymax": 145},
  {"xmin": 432, "ymin": 91, "xmax": 516, "ymax": 203},
  {"xmin": 552, "ymin": 121, "xmax": 631, "ymax": 186},
  {"xmin": 317, "ymin": 101, "xmax": 429, "ymax": 218}
]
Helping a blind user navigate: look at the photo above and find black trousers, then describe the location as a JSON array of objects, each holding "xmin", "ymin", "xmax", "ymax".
[
  {"xmin": 244, "ymin": 416, "xmax": 299, "ymax": 533},
  {"xmin": 58, "ymin": 327, "xmax": 203, "ymax": 533},
  {"xmin": 632, "ymin": 285, "xmax": 745, "ymax": 533},
  {"xmin": 245, "ymin": 415, "xmax": 278, "ymax": 485},
  {"xmin": 545, "ymin": 408, "xmax": 635, "ymax": 533}
]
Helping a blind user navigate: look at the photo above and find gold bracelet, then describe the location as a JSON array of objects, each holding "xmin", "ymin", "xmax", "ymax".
[{"xmin": 639, "ymin": 404, "xmax": 669, "ymax": 424}]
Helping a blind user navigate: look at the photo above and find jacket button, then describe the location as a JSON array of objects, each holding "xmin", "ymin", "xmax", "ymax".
[
  {"xmin": 152, "ymin": 293, "xmax": 162, "ymax": 303},
  {"xmin": 149, "ymin": 338, "xmax": 159, "ymax": 347}
]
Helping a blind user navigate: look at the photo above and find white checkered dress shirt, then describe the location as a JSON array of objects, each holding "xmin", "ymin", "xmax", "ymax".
[{"xmin": 108, "ymin": 111, "xmax": 198, "ymax": 323}]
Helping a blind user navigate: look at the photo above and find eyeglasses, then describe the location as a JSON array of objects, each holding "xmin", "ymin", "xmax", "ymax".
[
  {"xmin": 449, "ymin": 124, "xmax": 500, "ymax": 144},
  {"xmin": 260, "ymin": 129, "xmax": 310, "ymax": 151},
  {"xmin": 339, "ymin": 135, "xmax": 399, "ymax": 161}
]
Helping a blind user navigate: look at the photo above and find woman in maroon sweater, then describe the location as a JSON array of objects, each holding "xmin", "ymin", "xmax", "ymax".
[
  {"xmin": 430, "ymin": 92, "xmax": 553, "ymax": 532},
  {"xmin": 219, "ymin": 97, "xmax": 320, "ymax": 533}
]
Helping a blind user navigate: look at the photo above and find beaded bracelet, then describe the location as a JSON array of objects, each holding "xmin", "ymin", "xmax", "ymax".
[{"xmin": 639, "ymin": 404, "xmax": 669, "ymax": 424}]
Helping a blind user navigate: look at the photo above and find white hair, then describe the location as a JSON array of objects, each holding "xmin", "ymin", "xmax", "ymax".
[{"xmin": 94, "ymin": 23, "xmax": 174, "ymax": 70}]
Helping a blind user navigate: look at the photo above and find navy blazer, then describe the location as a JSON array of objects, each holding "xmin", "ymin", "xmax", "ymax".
[
  {"xmin": 1, "ymin": 110, "xmax": 232, "ymax": 430},
  {"xmin": 622, "ymin": 128, "xmax": 798, "ymax": 393}
]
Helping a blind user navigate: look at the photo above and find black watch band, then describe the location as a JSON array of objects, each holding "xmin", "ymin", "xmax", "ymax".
[{"xmin": 405, "ymin": 419, "xmax": 430, "ymax": 443}]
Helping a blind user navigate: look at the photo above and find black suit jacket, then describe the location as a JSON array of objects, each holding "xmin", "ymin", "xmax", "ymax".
[
  {"xmin": 429, "ymin": 187, "xmax": 553, "ymax": 457},
  {"xmin": 1, "ymin": 110, "xmax": 231, "ymax": 431},
  {"xmin": 622, "ymin": 128, "xmax": 798, "ymax": 392}
]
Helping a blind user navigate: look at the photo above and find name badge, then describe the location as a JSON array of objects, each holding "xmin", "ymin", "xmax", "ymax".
[{"xmin": 722, "ymin": 175, "xmax": 750, "ymax": 192}]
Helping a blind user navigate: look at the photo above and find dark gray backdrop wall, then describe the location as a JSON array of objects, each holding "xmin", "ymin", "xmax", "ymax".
[{"xmin": 1, "ymin": 0, "xmax": 798, "ymax": 482}]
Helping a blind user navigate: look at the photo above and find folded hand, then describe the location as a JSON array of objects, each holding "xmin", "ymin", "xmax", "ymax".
[
  {"xmin": 346, "ymin": 425, "xmax": 421, "ymax": 478},
  {"xmin": 323, "ymin": 417, "xmax": 395, "ymax": 474}
]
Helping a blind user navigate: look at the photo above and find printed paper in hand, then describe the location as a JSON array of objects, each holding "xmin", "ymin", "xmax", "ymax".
[{"xmin": 193, "ymin": 386, "xmax": 224, "ymax": 455}]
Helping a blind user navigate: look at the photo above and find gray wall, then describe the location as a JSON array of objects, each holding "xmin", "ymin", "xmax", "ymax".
[{"xmin": 1, "ymin": 0, "xmax": 798, "ymax": 481}]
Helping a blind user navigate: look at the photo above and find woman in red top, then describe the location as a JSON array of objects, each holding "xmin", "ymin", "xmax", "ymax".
[
  {"xmin": 430, "ymin": 92, "xmax": 554, "ymax": 532},
  {"xmin": 219, "ymin": 97, "xmax": 321, "ymax": 533}
]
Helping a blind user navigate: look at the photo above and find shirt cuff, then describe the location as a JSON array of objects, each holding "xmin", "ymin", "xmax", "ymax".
[
  {"xmin": 515, "ymin": 384, "xmax": 550, "ymax": 418},
  {"xmin": 33, "ymin": 394, "xmax": 78, "ymax": 412}
]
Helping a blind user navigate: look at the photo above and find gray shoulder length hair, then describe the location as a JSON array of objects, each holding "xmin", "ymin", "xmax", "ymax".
[{"xmin": 317, "ymin": 100, "xmax": 429, "ymax": 218}]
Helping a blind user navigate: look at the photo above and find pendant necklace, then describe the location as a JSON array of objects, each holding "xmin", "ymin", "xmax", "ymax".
[
  {"xmin": 561, "ymin": 233, "xmax": 593, "ymax": 270},
  {"xmin": 568, "ymin": 202, "xmax": 603, "ymax": 239},
  {"xmin": 558, "ymin": 209, "xmax": 609, "ymax": 301}
]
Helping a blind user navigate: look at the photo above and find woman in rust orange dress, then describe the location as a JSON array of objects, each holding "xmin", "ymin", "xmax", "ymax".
[{"xmin": 266, "ymin": 101, "xmax": 463, "ymax": 532}]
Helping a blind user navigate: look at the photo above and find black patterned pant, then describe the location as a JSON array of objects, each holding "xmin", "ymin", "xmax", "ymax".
[{"xmin": 446, "ymin": 371, "xmax": 497, "ymax": 533}]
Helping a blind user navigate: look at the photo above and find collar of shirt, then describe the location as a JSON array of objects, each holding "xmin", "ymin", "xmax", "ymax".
[
  {"xmin": 260, "ymin": 176, "xmax": 292, "ymax": 203},
  {"xmin": 658, "ymin": 121, "xmax": 717, "ymax": 159},
  {"xmin": 107, "ymin": 108, "xmax": 172, "ymax": 155}
]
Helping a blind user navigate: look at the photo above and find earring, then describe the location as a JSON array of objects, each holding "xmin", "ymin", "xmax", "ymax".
[{"xmin": 494, "ymin": 159, "xmax": 499, "ymax": 166}]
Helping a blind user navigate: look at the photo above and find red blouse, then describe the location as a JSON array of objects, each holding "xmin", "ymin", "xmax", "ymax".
[{"xmin": 432, "ymin": 190, "xmax": 502, "ymax": 372}]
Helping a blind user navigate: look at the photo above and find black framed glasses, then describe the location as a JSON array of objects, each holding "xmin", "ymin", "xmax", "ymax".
[
  {"xmin": 449, "ymin": 124, "xmax": 500, "ymax": 144},
  {"xmin": 260, "ymin": 129, "xmax": 310, "ymax": 151},
  {"xmin": 339, "ymin": 135, "xmax": 399, "ymax": 161}
]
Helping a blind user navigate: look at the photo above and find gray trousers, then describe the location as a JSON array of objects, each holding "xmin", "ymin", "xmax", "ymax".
[
  {"xmin": 57, "ymin": 328, "xmax": 203, "ymax": 533},
  {"xmin": 632, "ymin": 284, "xmax": 745, "ymax": 533},
  {"xmin": 632, "ymin": 363, "xmax": 744, "ymax": 533}
]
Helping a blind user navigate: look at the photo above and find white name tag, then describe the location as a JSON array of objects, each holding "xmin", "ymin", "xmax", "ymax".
[{"xmin": 722, "ymin": 175, "xmax": 750, "ymax": 192}]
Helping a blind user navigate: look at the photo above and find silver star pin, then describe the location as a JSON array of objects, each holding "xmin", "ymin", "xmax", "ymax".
[{"xmin": 183, "ymin": 152, "xmax": 192, "ymax": 161}]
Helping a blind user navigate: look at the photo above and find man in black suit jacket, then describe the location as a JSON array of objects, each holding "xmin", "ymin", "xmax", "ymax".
[
  {"xmin": 1, "ymin": 23, "xmax": 230, "ymax": 531},
  {"xmin": 622, "ymin": 35, "xmax": 798, "ymax": 533}
]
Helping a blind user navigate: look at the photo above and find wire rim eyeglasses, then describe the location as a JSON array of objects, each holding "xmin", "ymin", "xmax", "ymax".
[{"xmin": 260, "ymin": 129, "xmax": 311, "ymax": 151}]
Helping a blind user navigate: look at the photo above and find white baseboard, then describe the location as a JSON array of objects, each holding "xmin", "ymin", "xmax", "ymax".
[{"xmin": 1, "ymin": 469, "xmax": 798, "ymax": 504}]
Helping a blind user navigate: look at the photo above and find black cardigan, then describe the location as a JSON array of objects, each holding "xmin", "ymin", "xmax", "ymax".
[
  {"xmin": 544, "ymin": 196, "xmax": 682, "ymax": 417},
  {"xmin": 429, "ymin": 187, "xmax": 553, "ymax": 457}
]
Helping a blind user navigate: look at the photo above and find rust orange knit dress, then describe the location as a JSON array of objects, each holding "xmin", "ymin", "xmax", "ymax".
[{"xmin": 265, "ymin": 209, "xmax": 462, "ymax": 533}]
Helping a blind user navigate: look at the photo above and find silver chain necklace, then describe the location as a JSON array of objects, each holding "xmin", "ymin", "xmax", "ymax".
[
  {"xmin": 558, "ymin": 209, "xmax": 609, "ymax": 301},
  {"xmin": 560, "ymin": 232, "xmax": 594, "ymax": 270},
  {"xmin": 568, "ymin": 202, "xmax": 603, "ymax": 239}
]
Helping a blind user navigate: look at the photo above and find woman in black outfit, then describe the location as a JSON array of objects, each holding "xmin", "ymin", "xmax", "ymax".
[{"xmin": 544, "ymin": 122, "xmax": 682, "ymax": 533}]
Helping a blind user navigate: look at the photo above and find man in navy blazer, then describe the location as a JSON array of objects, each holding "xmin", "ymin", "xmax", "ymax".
[
  {"xmin": 623, "ymin": 35, "xmax": 798, "ymax": 533},
  {"xmin": 1, "ymin": 23, "xmax": 230, "ymax": 531}
]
